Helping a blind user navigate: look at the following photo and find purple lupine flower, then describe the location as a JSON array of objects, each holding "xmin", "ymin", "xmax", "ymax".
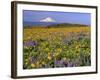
[
  {"xmin": 29, "ymin": 56, "xmax": 37, "ymax": 64},
  {"xmin": 54, "ymin": 60, "xmax": 65, "ymax": 67},
  {"xmin": 24, "ymin": 41, "xmax": 37, "ymax": 47},
  {"xmin": 67, "ymin": 62, "xmax": 74, "ymax": 67},
  {"xmin": 63, "ymin": 62, "xmax": 68, "ymax": 67}
]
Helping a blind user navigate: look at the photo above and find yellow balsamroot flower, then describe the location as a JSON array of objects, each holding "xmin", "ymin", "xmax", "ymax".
[
  {"xmin": 25, "ymin": 62, "xmax": 28, "ymax": 65},
  {"xmin": 48, "ymin": 56, "xmax": 52, "ymax": 60},
  {"xmin": 36, "ymin": 61, "xmax": 40, "ymax": 66},
  {"xmin": 76, "ymin": 52, "xmax": 80, "ymax": 56},
  {"xmin": 31, "ymin": 63, "xmax": 36, "ymax": 68},
  {"xmin": 24, "ymin": 46, "xmax": 29, "ymax": 49},
  {"xmin": 45, "ymin": 48, "xmax": 49, "ymax": 51},
  {"xmin": 64, "ymin": 46, "xmax": 66, "ymax": 48},
  {"xmin": 48, "ymin": 52, "xmax": 51, "ymax": 55},
  {"xmin": 57, "ymin": 48, "xmax": 62, "ymax": 53},
  {"xmin": 25, "ymin": 59, "xmax": 28, "ymax": 62},
  {"xmin": 75, "ymin": 45, "xmax": 80, "ymax": 49},
  {"xmin": 63, "ymin": 57, "xmax": 67, "ymax": 61},
  {"xmin": 76, "ymin": 44, "xmax": 81, "ymax": 49},
  {"xmin": 78, "ymin": 48, "xmax": 80, "ymax": 52},
  {"xmin": 42, "ymin": 61, "xmax": 45, "ymax": 65},
  {"xmin": 54, "ymin": 52, "xmax": 59, "ymax": 57},
  {"xmin": 82, "ymin": 44, "xmax": 85, "ymax": 47}
]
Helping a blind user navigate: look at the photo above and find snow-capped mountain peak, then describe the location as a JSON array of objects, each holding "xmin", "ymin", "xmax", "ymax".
[{"xmin": 40, "ymin": 17, "xmax": 56, "ymax": 22}]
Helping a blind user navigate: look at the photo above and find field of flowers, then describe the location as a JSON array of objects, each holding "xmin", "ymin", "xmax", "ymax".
[{"xmin": 23, "ymin": 26, "xmax": 91, "ymax": 69}]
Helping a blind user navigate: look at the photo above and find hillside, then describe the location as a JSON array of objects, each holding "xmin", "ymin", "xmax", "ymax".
[{"xmin": 24, "ymin": 23, "xmax": 89, "ymax": 28}]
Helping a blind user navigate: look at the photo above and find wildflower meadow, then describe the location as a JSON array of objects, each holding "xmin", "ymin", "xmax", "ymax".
[{"xmin": 23, "ymin": 26, "xmax": 91, "ymax": 69}]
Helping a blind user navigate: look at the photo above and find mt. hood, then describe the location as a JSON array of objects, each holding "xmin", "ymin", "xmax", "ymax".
[{"xmin": 40, "ymin": 17, "xmax": 56, "ymax": 22}]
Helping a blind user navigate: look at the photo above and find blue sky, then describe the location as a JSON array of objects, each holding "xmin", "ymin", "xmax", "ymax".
[{"xmin": 23, "ymin": 10, "xmax": 91, "ymax": 25}]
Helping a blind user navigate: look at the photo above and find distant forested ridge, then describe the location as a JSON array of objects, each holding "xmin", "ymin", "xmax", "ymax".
[{"xmin": 24, "ymin": 23, "xmax": 90, "ymax": 28}]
